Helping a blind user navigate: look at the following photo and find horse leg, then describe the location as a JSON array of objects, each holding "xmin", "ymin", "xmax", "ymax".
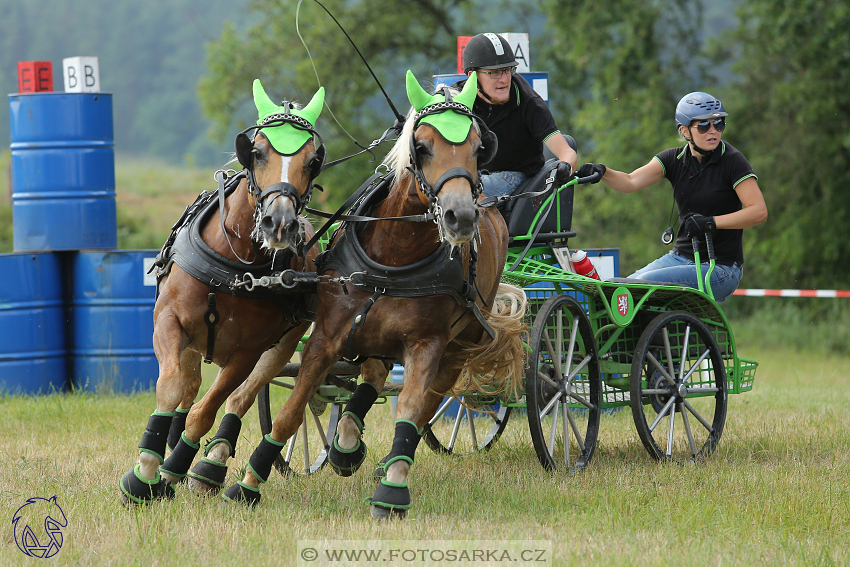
[
  {"xmin": 162, "ymin": 351, "xmax": 260, "ymax": 495},
  {"xmin": 369, "ymin": 344, "xmax": 445, "ymax": 519},
  {"xmin": 120, "ymin": 321, "xmax": 201, "ymax": 505},
  {"xmin": 186, "ymin": 327, "xmax": 306, "ymax": 494},
  {"xmin": 221, "ymin": 336, "xmax": 340, "ymax": 507},
  {"xmin": 328, "ymin": 358, "xmax": 391, "ymax": 476}
]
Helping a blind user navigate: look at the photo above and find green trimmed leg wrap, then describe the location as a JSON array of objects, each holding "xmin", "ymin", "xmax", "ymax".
[
  {"xmin": 221, "ymin": 481, "xmax": 261, "ymax": 508},
  {"xmin": 167, "ymin": 406, "xmax": 191, "ymax": 452},
  {"xmin": 368, "ymin": 478, "xmax": 411, "ymax": 512},
  {"xmin": 139, "ymin": 412, "xmax": 173, "ymax": 464},
  {"xmin": 328, "ymin": 383, "xmax": 378, "ymax": 477},
  {"xmin": 119, "ymin": 464, "xmax": 175, "ymax": 505},
  {"xmin": 387, "ymin": 420, "xmax": 421, "ymax": 466},
  {"xmin": 187, "ymin": 458, "xmax": 228, "ymax": 488},
  {"xmin": 204, "ymin": 412, "xmax": 242, "ymax": 458},
  {"xmin": 160, "ymin": 433, "xmax": 200, "ymax": 479},
  {"xmin": 247, "ymin": 434, "xmax": 284, "ymax": 484}
]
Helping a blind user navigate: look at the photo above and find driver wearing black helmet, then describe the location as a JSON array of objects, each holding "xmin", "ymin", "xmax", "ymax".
[
  {"xmin": 454, "ymin": 33, "xmax": 577, "ymax": 199},
  {"xmin": 577, "ymin": 92, "xmax": 768, "ymax": 302}
]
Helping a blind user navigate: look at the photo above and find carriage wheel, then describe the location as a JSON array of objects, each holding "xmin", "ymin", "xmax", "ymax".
[
  {"xmin": 257, "ymin": 378, "xmax": 341, "ymax": 476},
  {"xmin": 422, "ymin": 397, "xmax": 511, "ymax": 455},
  {"xmin": 526, "ymin": 295, "xmax": 601, "ymax": 472},
  {"xmin": 629, "ymin": 310, "xmax": 727, "ymax": 462}
]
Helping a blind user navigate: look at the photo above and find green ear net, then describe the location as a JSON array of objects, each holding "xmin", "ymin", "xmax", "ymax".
[
  {"xmin": 253, "ymin": 79, "xmax": 325, "ymax": 155},
  {"xmin": 405, "ymin": 70, "xmax": 477, "ymax": 144}
]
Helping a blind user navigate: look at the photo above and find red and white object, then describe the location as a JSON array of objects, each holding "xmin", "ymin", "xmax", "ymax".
[
  {"xmin": 570, "ymin": 250, "xmax": 600, "ymax": 280},
  {"xmin": 733, "ymin": 289, "xmax": 850, "ymax": 298}
]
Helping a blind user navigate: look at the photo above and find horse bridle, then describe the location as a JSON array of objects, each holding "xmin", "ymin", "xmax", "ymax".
[
  {"xmin": 235, "ymin": 107, "xmax": 327, "ymax": 220},
  {"xmin": 406, "ymin": 91, "xmax": 496, "ymax": 210}
]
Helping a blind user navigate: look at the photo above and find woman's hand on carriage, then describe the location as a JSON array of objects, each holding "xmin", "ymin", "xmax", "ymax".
[
  {"xmin": 576, "ymin": 162, "xmax": 607, "ymax": 184},
  {"xmin": 683, "ymin": 213, "xmax": 716, "ymax": 237}
]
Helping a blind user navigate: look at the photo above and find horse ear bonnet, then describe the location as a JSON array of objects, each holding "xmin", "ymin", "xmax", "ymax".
[{"xmin": 235, "ymin": 132, "xmax": 254, "ymax": 169}]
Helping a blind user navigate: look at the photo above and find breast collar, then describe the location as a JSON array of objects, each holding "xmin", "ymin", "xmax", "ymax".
[
  {"xmin": 155, "ymin": 183, "xmax": 305, "ymax": 318},
  {"xmin": 317, "ymin": 180, "xmax": 477, "ymax": 307}
]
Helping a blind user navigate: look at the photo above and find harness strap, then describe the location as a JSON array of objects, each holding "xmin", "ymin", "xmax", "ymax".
[
  {"xmin": 204, "ymin": 283, "xmax": 220, "ymax": 364},
  {"xmin": 344, "ymin": 288, "xmax": 383, "ymax": 363},
  {"xmin": 302, "ymin": 171, "xmax": 387, "ymax": 257}
]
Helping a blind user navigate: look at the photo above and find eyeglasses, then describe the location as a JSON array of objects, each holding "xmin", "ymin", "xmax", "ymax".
[
  {"xmin": 693, "ymin": 118, "xmax": 726, "ymax": 134},
  {"xmin": 478, "ymin": 67, "xmax": 515, "ymax": 79}
]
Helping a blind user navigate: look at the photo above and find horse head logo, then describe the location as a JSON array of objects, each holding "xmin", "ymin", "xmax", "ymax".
[{"xmin": 11, "ymin": 496, "xmax": 67, "ymax": 559}]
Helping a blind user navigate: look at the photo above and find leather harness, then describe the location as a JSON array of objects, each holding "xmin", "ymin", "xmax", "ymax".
[
  {"xmin": 151, "ymin": 176, "xmax": 311, "ymax": 362},
  {"xmin": 316, "ymin": 176, "xmax": 495, "ymax": 361}
]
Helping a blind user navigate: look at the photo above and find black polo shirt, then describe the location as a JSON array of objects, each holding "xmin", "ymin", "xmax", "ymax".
[
  {"xmin": 453, "ymin": 74, "xmax": 560, "ymax": 176},
  {"xmin": 654, "ymin": 141, "xmax": 757, "ymax": 266}
]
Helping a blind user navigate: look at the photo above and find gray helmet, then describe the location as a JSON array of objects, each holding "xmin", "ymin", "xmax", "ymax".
[
  {"xmin": 462, "ymin": 33, "xmax": 518, "ymax": 73},
  {"xmin": 675, "ymin": 92, "xmax": 728, "ymax": 127}
]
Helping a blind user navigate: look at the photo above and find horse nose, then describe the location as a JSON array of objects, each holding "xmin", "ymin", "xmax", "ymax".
[
  {"xmin": 443, "ymin": 206, "xmax": 479, "ymax": 234},
  {"xmin": 261, "ymin": 214, "xmax": 279, "ymax": 235}
]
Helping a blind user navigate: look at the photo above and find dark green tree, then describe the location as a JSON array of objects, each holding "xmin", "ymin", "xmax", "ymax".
[{"xmin": 721, "ymin": 0, "xmax": 850, "ymax": 289}]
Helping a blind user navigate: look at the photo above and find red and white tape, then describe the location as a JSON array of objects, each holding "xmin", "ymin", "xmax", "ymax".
[{"xmin": 733, "ymin": 289, "xmax": 850, "ymax": 298}]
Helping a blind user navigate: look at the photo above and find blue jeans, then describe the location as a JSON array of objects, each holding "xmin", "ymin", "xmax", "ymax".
[
  {"xmin": 481, "ymin": 171, "xmax": 527, "ymax": 198},
  {"xmin": 629, "ymin": 250, "xmax": 743, "ymax": 303}
]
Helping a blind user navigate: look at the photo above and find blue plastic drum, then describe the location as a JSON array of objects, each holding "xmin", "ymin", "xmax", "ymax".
[
  {"xmin": 0, "ymin": 252, "xmax": 68, "ymax": 394},
  {"xmin": 9, "ymin": 92, "xmax": 117, "ymax": 251},
  {"xmin": 70, "ymin": 250, "xmax": 158, "ymax": 393}
]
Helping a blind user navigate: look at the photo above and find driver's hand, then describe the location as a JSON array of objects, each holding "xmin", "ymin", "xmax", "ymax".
[
  {"xmin": 577, "ymin": 163, "xmax": 606, "ymax": 183},
  {"xmin": 554, "ymin": 161, "xmax": 572, "ymax": 184}
]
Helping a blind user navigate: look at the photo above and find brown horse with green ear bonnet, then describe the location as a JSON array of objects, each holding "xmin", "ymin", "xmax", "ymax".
[
  {"xmin": 222, "ymin": 71, "xmax": 527, "ymax": 518},
  {"xmin": 118, "ymin": 80, "xmax": 337, "ymax": 504}
]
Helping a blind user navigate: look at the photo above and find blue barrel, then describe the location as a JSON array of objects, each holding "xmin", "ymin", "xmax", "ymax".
[
  {"xmin": 71, "ymin": 250, "xmax": 159, "ymax": 393},
  {"xmin": 0, "ymin": 253, "xmax": 68, "ymax": 394},
  {"xmin": 9, "ymin": 92, "xmax": 117, "ymax": 251}
]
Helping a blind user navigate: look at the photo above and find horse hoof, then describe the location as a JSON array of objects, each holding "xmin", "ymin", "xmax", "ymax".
[
  {"xmin": 328, "ymin": 435, "xmax": 367, "ymax": 477},
  {"xmin": 370, "ymin": 505, "xmax": 407, "ymax": 520},
  {"xmin": 372, "ymin": 455, "xmax": 390, "ymax": 481},
  {"xmin": 119, "ymin": 465, "xmax": 176, "ymax": 506},
  {"xmin": 186, "ymin": 458, "xmax": 227, "ymax": 495},
  {"xmin": 221, "ymin": 482, "xmax": 260, "ymax": 508}
]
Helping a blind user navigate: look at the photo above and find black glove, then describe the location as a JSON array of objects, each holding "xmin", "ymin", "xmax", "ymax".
[
  {"xmin": 577, "ymin": 163, "xmax": 606, "ymax": 183},
  {"xmin": 554, "ymin": 161, "xmax": 572, "ymax": 184},
  {"xmin": 683, "ymin": 213, "xmax": 716, "ymax": 237}
]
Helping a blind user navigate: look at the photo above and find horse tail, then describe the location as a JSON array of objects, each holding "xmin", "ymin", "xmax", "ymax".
[{"xmin": 448, "ymin": 283, "xmax": 528, "ymax": 401}]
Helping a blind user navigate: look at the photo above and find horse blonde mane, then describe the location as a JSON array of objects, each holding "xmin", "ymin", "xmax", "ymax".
[{"xmin": 381, "ymin": 85, "xmax": 480, "ymax": 183}]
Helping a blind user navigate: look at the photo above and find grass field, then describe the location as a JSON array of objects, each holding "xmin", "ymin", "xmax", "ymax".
[
  {"xmin": 1, "ymin": 342, "xmax": 848, "ymax": 566},
  {"xmin": 1, "ymin": 153, "xmax": 848, "ymax": 565}
]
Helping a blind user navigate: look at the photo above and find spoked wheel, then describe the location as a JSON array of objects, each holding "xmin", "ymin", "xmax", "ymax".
[
  {"xmin": 630, "ymin": 310, "xmax": 727, "ymax": 462},
  {"xmin": 257, "ymin": 377, "xmax": 341, "ymax": 476},
  {"xmin": 423, "ymin": 396, "xmax": 511, "ymax": 455},
  {"xmin": 526, "ymin": 295, "xmax": 601, "ymax": 472}
]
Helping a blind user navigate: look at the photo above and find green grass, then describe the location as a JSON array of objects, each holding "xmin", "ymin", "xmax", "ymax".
[{"xmin": 1, "ymin": 346, "xmax": 848, "ymax": 566}]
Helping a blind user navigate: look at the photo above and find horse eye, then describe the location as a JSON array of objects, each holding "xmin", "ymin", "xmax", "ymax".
[{"xmin": 415, "ymin": 141, "xmax": 432, "ymax": 162}]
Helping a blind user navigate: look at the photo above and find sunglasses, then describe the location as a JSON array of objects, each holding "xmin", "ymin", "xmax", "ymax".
[
  {"xmin": 693, "ymin": 118, "xmax": 726, "ymax": 134},
  {"xmin": 478, "ymin": 67, "xmax": 515, "ymax": 79}
]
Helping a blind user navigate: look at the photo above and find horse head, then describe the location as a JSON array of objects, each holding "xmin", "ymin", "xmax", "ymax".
[
  {"xmin": 396, "ymin": 70, "xmax": 497, "ymax": 247},
  {"xmin": 234, "ymin": 80, "xmax": 325, "ymax": 252}
]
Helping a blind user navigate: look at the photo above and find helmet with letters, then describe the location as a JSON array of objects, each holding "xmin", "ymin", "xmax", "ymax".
[{"xmin": 462, "ymin": 33, "xmax": 518, "ymax": 73}]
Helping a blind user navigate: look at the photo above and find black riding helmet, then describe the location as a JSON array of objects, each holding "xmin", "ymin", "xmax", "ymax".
[{"xmin": 462, "ymin": 33, "xmax": 518, "ymax": 72}]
